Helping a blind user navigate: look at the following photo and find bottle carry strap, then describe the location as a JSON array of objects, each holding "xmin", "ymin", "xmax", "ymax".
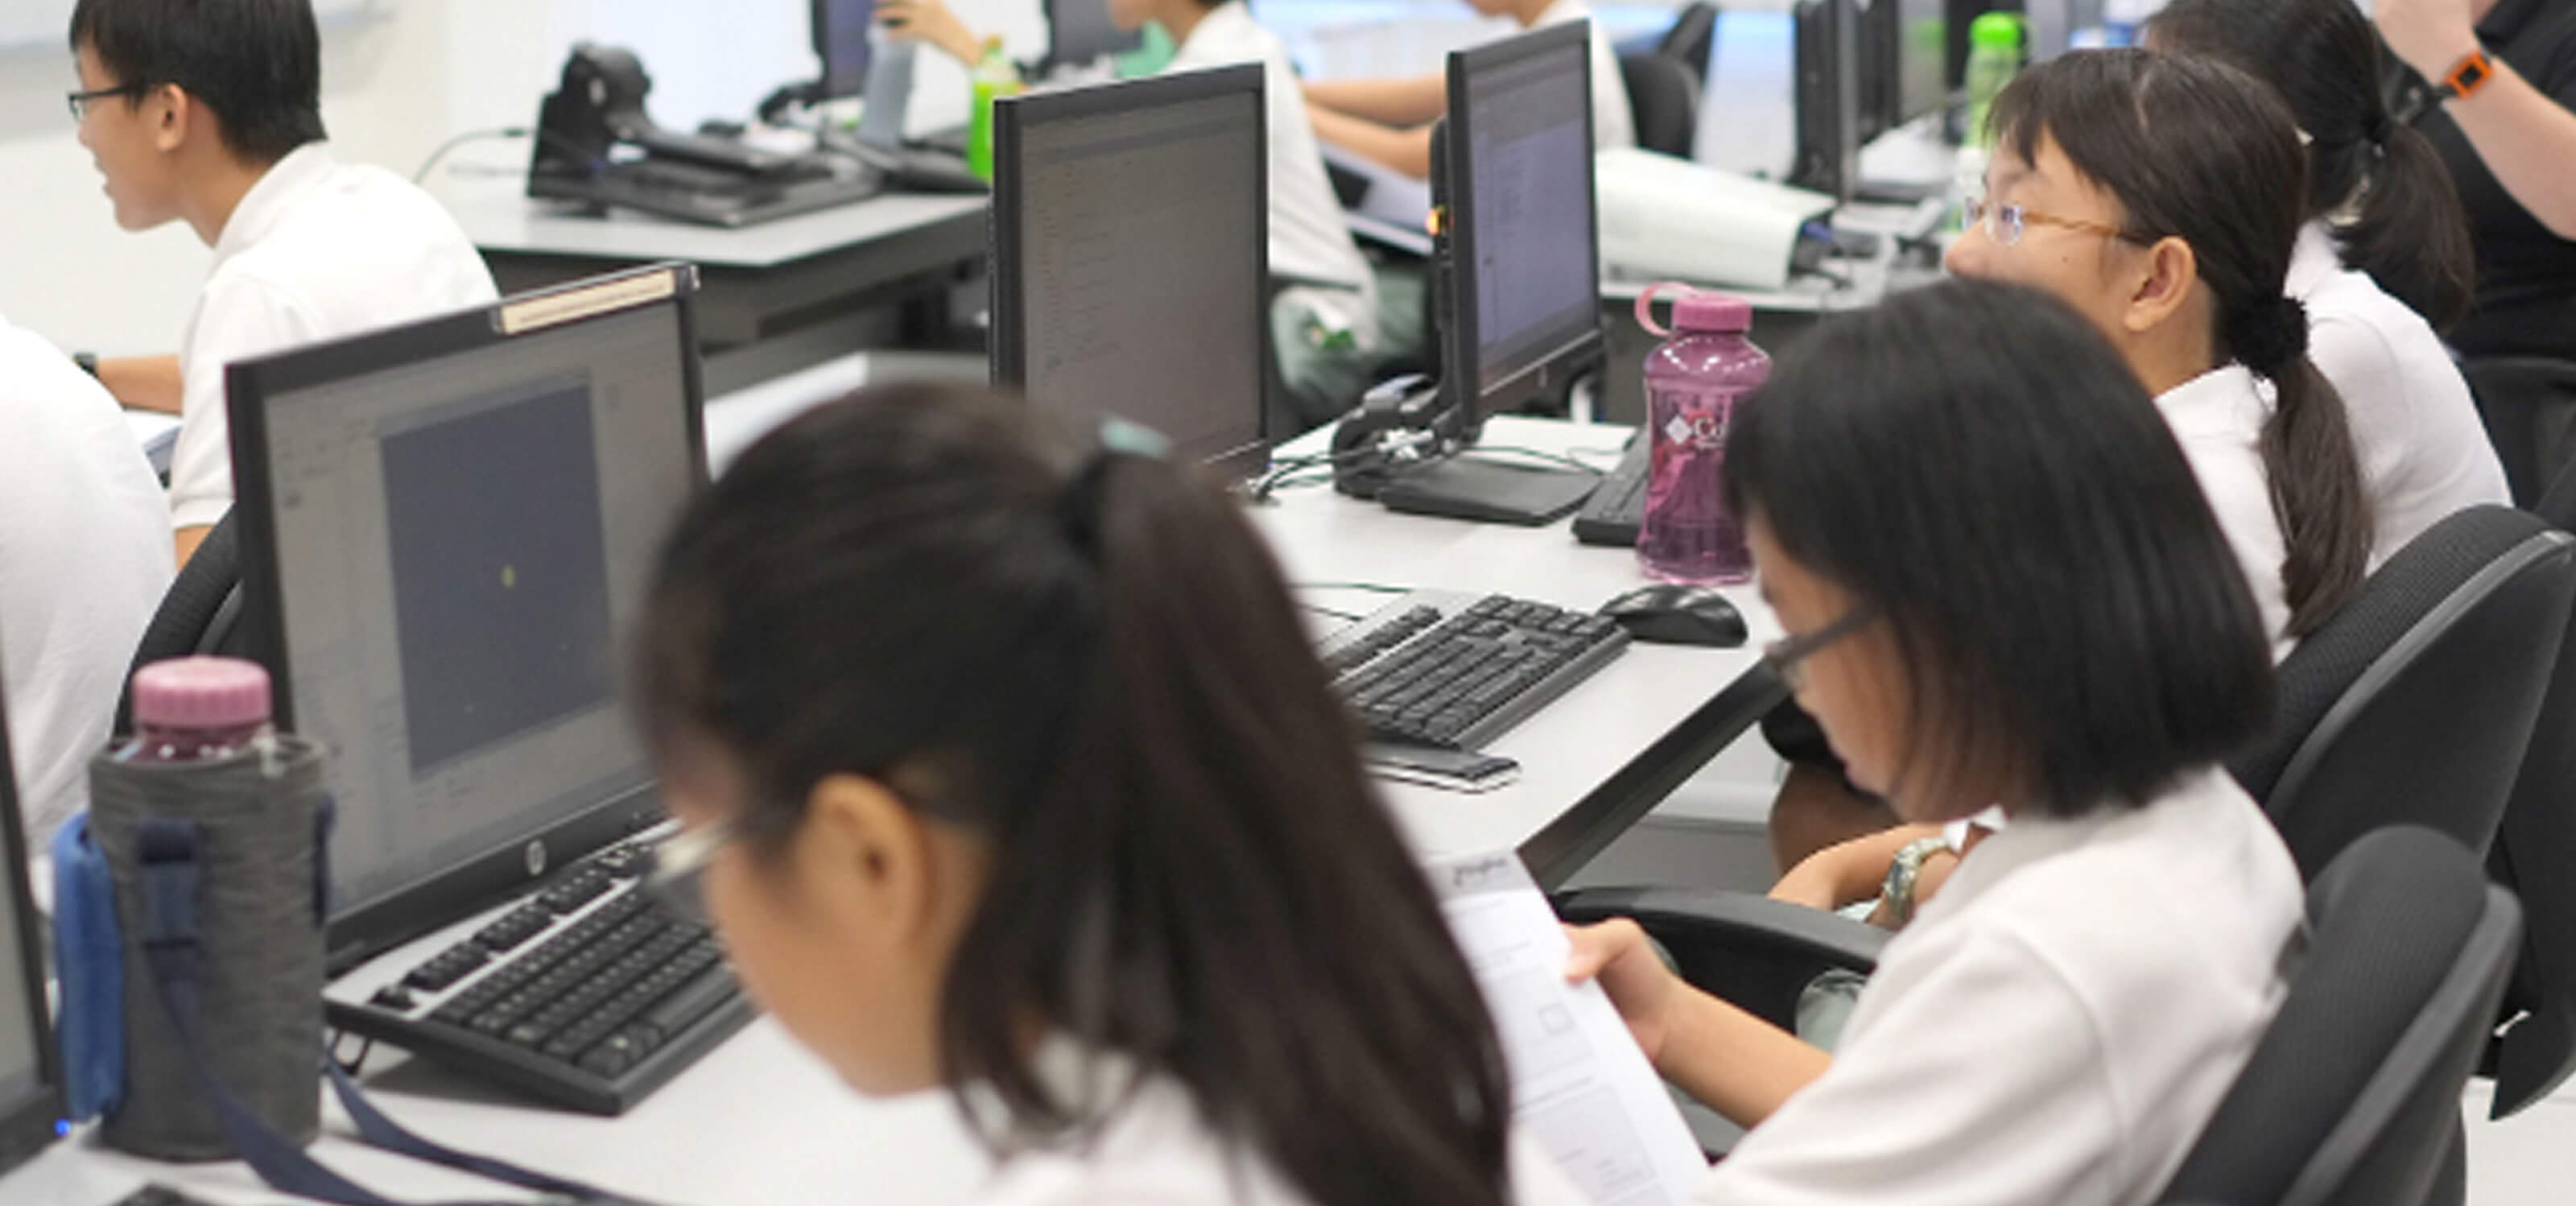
[{"xmin": 130, "ymin": 816, "xmax": 652, "ymax": 1206}]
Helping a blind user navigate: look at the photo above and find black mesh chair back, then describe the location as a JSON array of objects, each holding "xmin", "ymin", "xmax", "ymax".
[
  {"xmin": 2159, "ymin": 827, "xmax": 2520, "ymax": 1206},
  {"xmin": 112, "ymin": 510, "xmax": 248, "ymax": 735},
  {"xmin": 2228, "ymin": 506, "xmax": 2575, "ymax": 878},
  {"xmin": 1656, "ymin": 2, "xmax": 1718, "ymax": 83},
  {"xmin": 2484, "ymin": 494, "xmax": 2576, "ymax": 1117},
  {"xmin": 2462, "ymin": 356, "xmax": 2576, "ymax": 506},
  {"xmin": 1620, "ymin": 52, "xmax": 1701, "ymax": 159}
]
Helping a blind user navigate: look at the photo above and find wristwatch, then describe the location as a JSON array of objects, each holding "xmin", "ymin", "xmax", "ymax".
[
  {"xmin": 1880, "ymin": 836, "xmax": 1953, "ymax": 927},
  {"xmin": 72, "ymin": 350, "xmax": 99, "ymax": 378},
  {"xmin": 2435, "ymin": 48, "xmax": 2498, "ymax": 101}
]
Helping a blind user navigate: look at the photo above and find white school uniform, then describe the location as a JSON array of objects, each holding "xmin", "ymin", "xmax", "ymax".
[
  {"xmin": 2288, "ymin": 221, "xmax": 2511, "ymax": 566},
  {"xmin": 1699, "ymin": 768, "xmax": 2302, "ymax": 1206},
  {"xmin": 167, "ymin": 142, "xmax": 499, "ymax": 531},
  {"xmin": 0, "ymin": 316, "xmax": 175, "ymax": 842},
  {"xmin": 1536, "ymin": 0, "xmax": 1638, "ymax": 154}
]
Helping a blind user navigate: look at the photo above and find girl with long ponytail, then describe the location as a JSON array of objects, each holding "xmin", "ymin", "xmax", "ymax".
[
  {"xmin": 628, "ymin": 384, "xmax": 1584, "ymax": 1206},
  {"xmin": 2151, "ymin": 0, "xmax": 2510, "ymax": 560}
]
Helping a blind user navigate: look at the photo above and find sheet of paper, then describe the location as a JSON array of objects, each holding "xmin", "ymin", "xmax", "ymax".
[{"xmin": 1433, "ymin": 851, "xmax": 1709, "ymax": 1206}]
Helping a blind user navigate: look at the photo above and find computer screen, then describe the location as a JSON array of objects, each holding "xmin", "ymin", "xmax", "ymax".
[
  {"xmin": 0, "ymin": 687, "xmax": 60, "ymax": 1175},
  {"xmin": 989, "ymin": 65, "xmax": 1268, "ymax": 476},
  {"xmin": 231, "ymin": 271, "xmax": 701, "ymax": 932},
  {"xmin": 815, "ymin": 0, "xmax": 874, "ymax": 100},
  {"xmin": 1044, "ymin": 0, "xmax": 1145, "ymax": 70},
  {"xmin": 1447, "ymin": 23, "xmax": 1601, "ymax": 411}
]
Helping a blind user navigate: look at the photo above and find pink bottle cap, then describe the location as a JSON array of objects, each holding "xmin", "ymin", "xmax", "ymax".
[
  {"xmin": 1636, "ymin": 283, "xmax": 1753, "ymax": 337},
  {"xmin": 131, "ymin": 657, "xmax": 272, "ymax": 732}
]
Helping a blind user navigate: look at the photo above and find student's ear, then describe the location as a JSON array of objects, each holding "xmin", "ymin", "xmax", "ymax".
[
  {"xmin": 147, "ymin": 84, "xmax": 191, "ymax": 155},
  {"xmin": 2118, "ymin": 234, "xmax": 2199, "ymax": 337},
  {"xmin": 796, "ymin": 773, "xmax": 943, "ymax": 949}
]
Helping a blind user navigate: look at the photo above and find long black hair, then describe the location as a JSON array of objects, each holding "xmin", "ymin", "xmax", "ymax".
[
  {"xmin": 631, "ymin": 384, "xmax": 1514, "ymax": 1206},
  {"xmin": 2149, "ymin": 0, "xmax": 2477, "ymax": 331},
  {"xmin": 1992, "ymin": 49, "xmax": 2372, "ymax": 638},
  {"xmin": 1727, "ymin": 279, "xmax": 2276, "ymax": 818}
]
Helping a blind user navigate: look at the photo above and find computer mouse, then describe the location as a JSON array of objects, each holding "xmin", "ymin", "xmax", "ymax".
[{"xmin": 1597, "ymin": 583, "xmax": 1748, "ymax": 647}]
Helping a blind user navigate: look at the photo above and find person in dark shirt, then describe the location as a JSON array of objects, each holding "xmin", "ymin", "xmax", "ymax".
[{"xmin": 2380, "ymin": 0, "xmax": 2576, "ymax": 357}]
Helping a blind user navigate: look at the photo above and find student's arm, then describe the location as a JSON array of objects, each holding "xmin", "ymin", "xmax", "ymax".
[
  {"xmin": 2379, "ymin": 0, "xmax": 2576, "ymax": 240},
  {"xmin": 1303, "ymin": 72, "xmax": 1451, "ymax": 127},
  {"xmin": 1564, "ymin": 919, "xmax": 1831, "ymax": 1129},
  {"xmin": 877, "ymin": 0, "xmax": 985, "ymax": 68},
  {"xmin": 96, "ymin": 354, "xmax": 183, "ymax": 415},
  {"xmin": 1305, "ymin": 104, "xmax": 1435, "ymax": 180},
  {"xmin": 1769, "ymin": 824, "xmax": 1946, "ymax": 912}
]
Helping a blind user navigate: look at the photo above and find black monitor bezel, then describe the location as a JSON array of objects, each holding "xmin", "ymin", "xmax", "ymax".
[
  {"xmin": 0, "ymin": 671, "xmax": 61, "ymax": 1178},
  {"xmin": 1439, "ymin": 22, "xmax": 1604, "ymax": 427},
  {"xmin": 989, "ymin": 64, "xmax": 1272, "ymax": 481},
  {"xmin": 812, "ymin": 0, "xmax": 875, "ymax": 101},
  {"xmin": 1039, "ymin": 0, "xmax": 1146, "ymax": 74},
  {"xmin": 225, "ymin": 263, "xmax": 708, "ymax": 975}
]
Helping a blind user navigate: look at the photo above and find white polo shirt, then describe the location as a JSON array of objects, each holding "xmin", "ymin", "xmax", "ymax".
[
  {"xmin": 0, "ymin": 316, "xmax": 175, "ymax": 843},
  {"xmin": 2288, "ymin": 222, "xmax": 2509, "ymax": 567},
  {"xmin": 1170, "ymin": 3, "xmax": 1382, "ymax": 345},
  {"xmin": 2157, "ymin": 366, "xmax": 2296, "ymax": 653},
  {"xmin": 168, "ymin": 142, "xmax": 499, "ymax": 531},
  {"xmin": 1536, "ymin": 0, "xmax": 1637, "ymax": 154},
  {"xmin": 976, "ymin": 1054, "xmax": 1592, "ymax": 1205},
  {"xmin": 1699, "ymin": 767, "xmax": 2301, "ymax": 1206}
]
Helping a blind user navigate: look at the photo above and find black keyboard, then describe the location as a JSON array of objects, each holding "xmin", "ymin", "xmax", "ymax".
[
  {"xmin": 1319, "ymin": 591, "xmax": 1629, "ymax": 749},
  {"xmin": 1573, "ymin": 435, "xmax": 1650, "ymax": 547},
  {"xmin": 328, "ymin": 842, "xmax": 752, "ymax": 1115}
]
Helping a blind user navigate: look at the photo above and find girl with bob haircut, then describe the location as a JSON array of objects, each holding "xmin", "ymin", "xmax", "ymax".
[
  {"xmin": 629, "ymin": 385, "xmax": 1584, "ymax": 1206},
  {"xmin": 1571, "ymin": 279, "xmax": 2303, "ymax": 1206}
]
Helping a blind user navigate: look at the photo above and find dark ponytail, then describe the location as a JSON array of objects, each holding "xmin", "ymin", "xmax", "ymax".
[
  {"xmin": 633, "ymin": 384, "xmax": 1514, "ymax": 1206},
  {"xmin": 2149, "ymin": 0, "xmax": 2478, "ymax": 330},
  {"xmin": 1995, "ymin": 50, "xmax": 2372, "ymax": 637}
]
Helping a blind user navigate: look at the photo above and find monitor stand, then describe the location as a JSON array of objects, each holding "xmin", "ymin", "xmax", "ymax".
[{"xmin": 1376, "ymin": 452, "xmax": 1599, "ymax": 526}]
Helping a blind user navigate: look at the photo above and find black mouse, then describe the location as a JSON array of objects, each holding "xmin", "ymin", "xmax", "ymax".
[{"xmin": 1598, "ymin": 583, "xmax": 1748, "ymax": 647}]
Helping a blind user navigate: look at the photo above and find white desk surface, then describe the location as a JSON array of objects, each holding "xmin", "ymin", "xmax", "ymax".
[
  {"xmin": 33, "ymin": 406, "xmax": 1771, "ymax": 1206},
  {"xmin": 436, "ymin": 175, "xmax": 988, "ymax": 271}
]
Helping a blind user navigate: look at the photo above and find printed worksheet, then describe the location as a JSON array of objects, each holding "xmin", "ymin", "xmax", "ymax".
[{"xmin": 1432, "ymin": 852, "xmax": 1710, "ymax": 1206}]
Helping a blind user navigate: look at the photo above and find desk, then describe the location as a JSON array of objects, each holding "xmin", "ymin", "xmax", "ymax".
[
  {"xmin": 18, "ymin": 413, "xmax": 1777, "ymax": 1206},
  {"xmin": 437, "ymin": 177, "xmax": 989, "ymax": 396}
]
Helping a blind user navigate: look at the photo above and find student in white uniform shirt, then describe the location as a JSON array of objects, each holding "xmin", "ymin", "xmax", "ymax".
[
  {"xmin": 1567, "ymin": 279, "xmax": 2302, "ymax": 1206},
  {"xmin": 879, "ymin": 0, "xmax": 1414, "ymax": 429},
  {"xmin": 68, "ymin": 0, "xmax": 499, "ymax": 567},
  {"xmin": 1763, "ymin": 49, "xmax": 2378, "ymax": 874},
  {"xmin": 0, "ymin": 316, "xmax": 173, "ymax": 847},
  {"xmin": 630, "ymin": 385, "xmax": 1585, "ymax": 1206},
  {"xmin": 1302, "ymin": 0, "xmax": 1635, "ymax": 179},
  {"xmin": 2152, "ymin": 0, "xmax": 2509, "ymax": 563}
]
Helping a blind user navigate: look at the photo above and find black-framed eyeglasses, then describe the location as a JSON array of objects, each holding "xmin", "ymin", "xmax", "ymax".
[
  {"xmin": 1762, "ymin": 606, "xmax": 1880, "ymax": 693},
  {"xmin": 67, "ymin": 82, "xmax": 149, "ymax": 122},
  {"xmin": 642, "ymin": 816, "xmax": 743, "ymax": 928}
]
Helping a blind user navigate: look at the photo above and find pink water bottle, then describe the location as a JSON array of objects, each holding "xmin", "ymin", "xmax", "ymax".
[
  {"xmin": 1636, "ymin": 285, "xmax": 1768, "ymax": 584},
  {"xmin": 118, "ymin": 657, "xmax": 272, "ymax": 762}
]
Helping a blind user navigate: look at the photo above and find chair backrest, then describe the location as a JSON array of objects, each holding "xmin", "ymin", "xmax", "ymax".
[
  {"xmin": 2228, "ymin": 506, "xmax": 2575, "ymax": 878},
  {"xmin": 2484, "ymin": 498, "xmax": 2576, "ymax": 1117},
  {"xmin": 1656, "ymin": 2, "xmax": 1718, "ymax": 84},
  {"xmin": 2462, "ymin": 355, "xmax": 2576, "ymax": 507},
  {"xmin": 111, "ymin": 510, "xmax": 248, "ymax": 735},
  {"xmin": 1619, "ymin": 52, "xmax": 1701, "ymax": 159},
  {"xmin": 2159, "ymin": 827, "xmax": 2521, "ymax": 1206}
]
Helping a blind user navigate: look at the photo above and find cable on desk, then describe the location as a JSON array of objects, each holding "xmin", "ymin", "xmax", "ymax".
[
  {"xmin": 329, "ymin": 1031, "xmax": 374, "ymax": 1076},
  {"xmin": 1461, "ymin": 446, "xmax": 1610, "ymax": 476},
  {"xmin": 413, "ymin": 126, "xmax": 529, "ymax": 184},
  {"xmin": 1295, "ymin": 580, "xmax": 1414, "ymax": 595},
  {"xmin": 1298, "ymin": 601, "xmax": 1364, "ymax": 623}
]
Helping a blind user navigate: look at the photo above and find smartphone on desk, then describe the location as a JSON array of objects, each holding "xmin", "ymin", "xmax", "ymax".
[{"xmin": 1364, "ymin": 745, "xmax": 1521, "ymax": 793}]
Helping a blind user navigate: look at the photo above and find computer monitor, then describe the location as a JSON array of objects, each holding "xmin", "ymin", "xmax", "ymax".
[
  {"xmin": 0, "ymin": 688, "xmax": 62, "ymax": 1179},
  {"xmin": 1858, "ymin": 0, "xmax": 1895, "ymax": 142},
  {"xmin": 1791, "ymin": 0, "xmax": 1862, "ymax": 200},
  {"xmin": 227, "ymin": 264, "xmax": 707, "ymax": 969},
  {"xmin": 1695, "ymin": 1, "xmax": 1859, "ymax": 199},
  {"xmin": 814, "ymin": 0, "xmax": 874, "ymax": 101},
  {"xmin": 989, "ymin": 64, "xmax": 1269, "ymax": 478},
  {"xmin": 1042, "ymin": 0, "xmax": 1145, "ymax": 73}
]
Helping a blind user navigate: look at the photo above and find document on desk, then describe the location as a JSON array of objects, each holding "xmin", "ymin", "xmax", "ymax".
[{"xmin": 1433, "ymin": 851, "xmax": 1709, "ymax": 1206}]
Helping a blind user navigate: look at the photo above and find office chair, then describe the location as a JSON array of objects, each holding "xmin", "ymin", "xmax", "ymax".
[
  {"xmin": 1620, "ymin": 52, "xmax": 1703, "ymax": 159},
  {"xmin": 2479, "ymin": 490, "xmax": 2576, "ymax": 1118},
  {"xmin": 112, "ymin": 510, "xmax": 248, "ymax": 735},
  {"xmin": 2463, "ymin": 356, "xmax": 2576, "ymax": 506},
  {"xmin": 1657, "ymin": 2, "xmax": 1719, "ymax": 85},
  {"xmin": 2229, "ymin": 505, "xmax": 2574, "ymax": 878},
  {"xmin": 2157, "ymin": 827, "xmax": 2520, "ymax": 1206}
]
